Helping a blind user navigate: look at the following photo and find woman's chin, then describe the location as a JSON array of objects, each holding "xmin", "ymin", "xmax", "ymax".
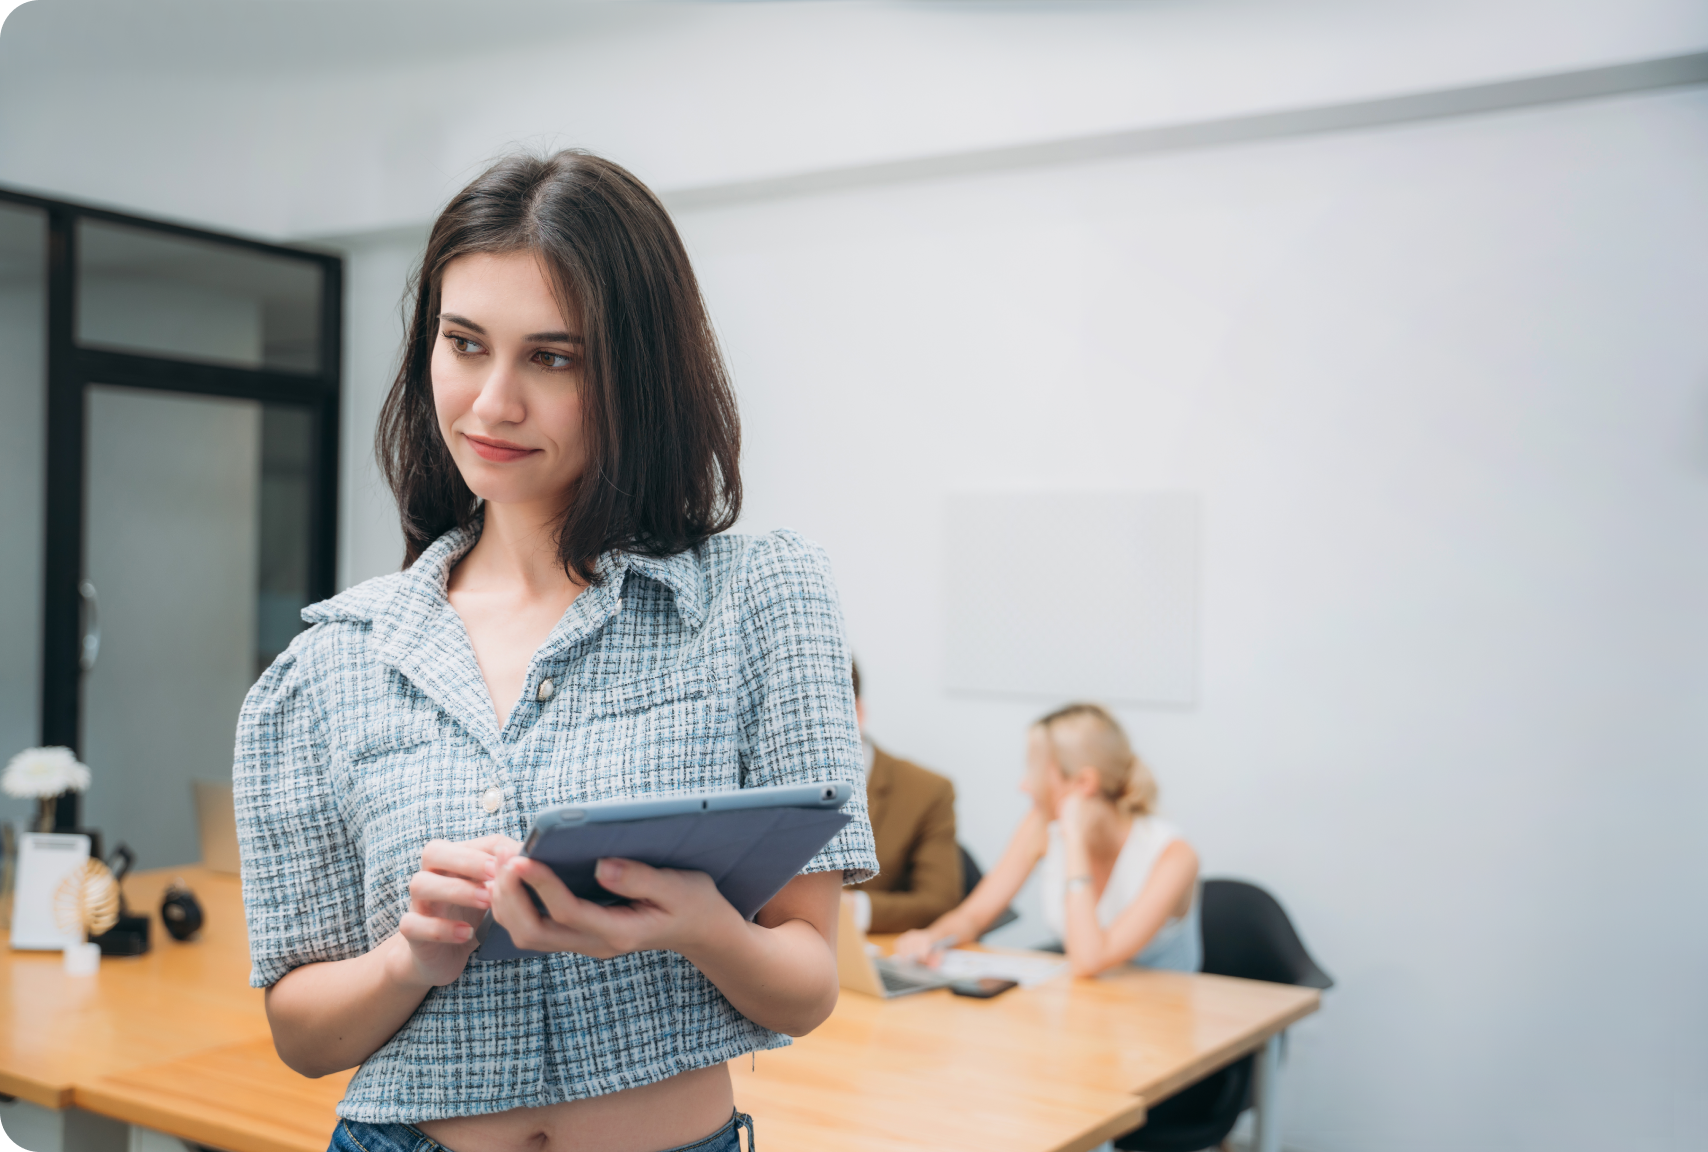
[{"xmin": 458, "ymin": 469, "xmax": 554, "ymax": 509}]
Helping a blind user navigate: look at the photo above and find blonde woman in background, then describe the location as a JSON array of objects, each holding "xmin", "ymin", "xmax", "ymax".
[{"xmin": 893, "ymin": 703, "xmax": 1201, "ymax": 976}]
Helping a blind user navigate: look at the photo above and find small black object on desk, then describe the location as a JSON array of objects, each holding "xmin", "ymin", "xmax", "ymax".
[
  {"xmin": 949, "ymin": 977, "xmax": 1018, "ymax": 999},
  {"xmin": 90, "ymin": 843, "xmax": 151, "ymax": 957},
  {"xmin": 161, "ymin": 877, "xmax": 204, "ymax": 941}
]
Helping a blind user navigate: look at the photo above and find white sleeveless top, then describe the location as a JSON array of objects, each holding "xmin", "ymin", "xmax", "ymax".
[{"xmin": 1039, "ymin": 816, "xmax": 1202, "ymax": 972}]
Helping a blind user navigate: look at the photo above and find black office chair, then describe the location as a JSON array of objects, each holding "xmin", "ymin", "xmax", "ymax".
[
  {"xmin": 958, "ymin": 843, "xmax": 1019, "ymax": 934},
  {"xmin": 1114, "ymin": 879, "xmax": 1332, "ymax": 1152}
]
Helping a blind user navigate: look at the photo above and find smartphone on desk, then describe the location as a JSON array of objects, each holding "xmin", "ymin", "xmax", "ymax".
[{"xmin": 949, "ymin": 977, "xmax": 1018, "ymax": 999}]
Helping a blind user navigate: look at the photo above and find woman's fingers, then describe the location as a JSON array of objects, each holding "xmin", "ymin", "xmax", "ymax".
[
  {"xmin": 485, "ymin": 857, "xmax": 722, "ymax": 958},
  {"xmin": 420, "ymin": 838, "xmax": 500, "ymax": 881},
  {"xmin": 494, "ymin": 859, "xmax": 659, "ymax": 956},
  {"xmin": 510, "ymin": 858, "xmax": 588, "ymax": 925},
  {"xmin": 892, "ymin": 930, "xmax": 937, "ymax": 962},
  {"xmin": 592, "ymin": 857, "xmax": 678, "ymax": 905},
  {"xmin": 399, "ymin": 909, "xmax": 475, "ymax": 945},
  {"xmin": 488, "ymin": 861, "xmax": 561, "ymax": 935},
  {"xmin": 410, "ymin": 869, "xmax": 490, "ymax": 911},
  {"xmin": 490, "ymin": 861, "xmax": 600, "ymax": 954}
]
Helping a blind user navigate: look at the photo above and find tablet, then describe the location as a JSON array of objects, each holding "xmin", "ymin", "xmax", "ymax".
[{"xmin": 472, "ymin": 780, "xmax": 854, "ymax": 961}]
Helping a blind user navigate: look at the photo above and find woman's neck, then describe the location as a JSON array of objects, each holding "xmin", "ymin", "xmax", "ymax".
[
  {"xmin": 455, "ymin": 498, "xmax": 582, "ymax": 598},
  {"xmin": 1077, "ymin": 799, "xmax": 1132, "ymax": 865}
]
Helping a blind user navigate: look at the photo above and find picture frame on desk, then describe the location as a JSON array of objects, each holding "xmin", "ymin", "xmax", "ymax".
[{"xmin": 9, "ymin": 832, "xmax": 91, "ymax": 949}]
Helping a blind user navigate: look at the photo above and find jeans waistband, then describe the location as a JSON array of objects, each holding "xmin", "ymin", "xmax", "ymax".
[{"xmin": 333, "ymin": 1110, "xmax": 753, "ymax": 1152}]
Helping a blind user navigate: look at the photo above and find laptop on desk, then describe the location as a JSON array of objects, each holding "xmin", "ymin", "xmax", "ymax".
[{"xmin": 835, "ymin": 895, "xmax": 952, "ymax": 999}]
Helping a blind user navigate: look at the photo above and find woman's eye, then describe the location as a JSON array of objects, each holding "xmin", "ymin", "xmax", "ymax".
[
  {"xmin": 534, "ymin": 350, "xmax": 578, "ymax": 371},
  {"xmin": 445, "ymin": 334, "xmax": 484, "ymax": 355}
]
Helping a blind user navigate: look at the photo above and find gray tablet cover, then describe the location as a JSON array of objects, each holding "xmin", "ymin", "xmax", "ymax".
[{"xmin": 473, "ymin": 805, "xmax": 851, "ymax": 961}]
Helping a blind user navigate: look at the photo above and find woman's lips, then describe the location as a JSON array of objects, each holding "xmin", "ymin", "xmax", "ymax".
[{"xmin": 465, "ymin": 434, "xmax": 539, "ymax": 463}]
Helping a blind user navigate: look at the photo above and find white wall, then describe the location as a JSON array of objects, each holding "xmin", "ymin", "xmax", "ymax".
[{"xmin": 654, "ymin": 86, "xmax": 1708, "ymax": 1152}]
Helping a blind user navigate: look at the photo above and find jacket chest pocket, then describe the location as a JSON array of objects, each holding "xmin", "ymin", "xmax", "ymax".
[
  {"xmin": 337, "ymin": 707, "xmax": 485, "ymax": 856},
  {"xmin": 577, "ymin": 666, "xmax": 733, "ymax": 797}
]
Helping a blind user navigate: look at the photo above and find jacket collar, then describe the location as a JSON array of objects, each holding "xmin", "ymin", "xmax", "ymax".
[
  {"xmin": 621, "ymin": 549, "xmax": 707, "ymax": 630},
  {"xmin": 371, "ymin": 522, "xmax": 504, "ymax": 757},
  {"xmin": 332, "ymin": 519, "xmax": 709, "ymax": 641},
  {"xmin": 341, "ymin": 522, "xmax": 708, "ymax": 760}
]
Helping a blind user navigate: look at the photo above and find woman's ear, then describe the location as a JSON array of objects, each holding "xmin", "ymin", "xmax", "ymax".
[{"xmin": 1070, "ymin": 766, "xmax": 1101, "ymax": 797}]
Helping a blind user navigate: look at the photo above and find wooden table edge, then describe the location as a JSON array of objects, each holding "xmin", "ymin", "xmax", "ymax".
[
  {"xmin": 1060, "ymin": 1098, "xmax": 1150, "ymax": 1152},
  {"xmin": 73, "ymin": 1079, "xmax": 327, "ymax": 1152},
  {"xmin": 1133, "ymin": 987, "xmax": 1321, "ymax": 1107},
  {"xmin": 0, "ymin": 1072, "xmax": 73, "ymax": 1111}
]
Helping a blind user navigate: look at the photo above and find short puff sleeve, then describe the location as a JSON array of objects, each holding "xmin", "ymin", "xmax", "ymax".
[
  {"xmin": 234, "ymin": 630, "xmax": 367, "ymax": 987},
  {"xmin": 736, "ymin": 530, "xmax": 878, "ymax": 884}
]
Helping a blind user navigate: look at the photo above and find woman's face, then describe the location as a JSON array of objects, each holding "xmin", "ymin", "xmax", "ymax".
[
  {"xmin": 431, "ymin": 250, "xmax": 587, "ymax": 511},
  {"xmin": 1021, "ymin": 726, "xmax": 1067, "ymax": 819}
]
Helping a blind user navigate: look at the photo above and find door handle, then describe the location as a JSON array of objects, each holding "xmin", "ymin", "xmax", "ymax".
[{"xmin": 79, "ymin": 580, "xmax": 100, "ymax": 672}]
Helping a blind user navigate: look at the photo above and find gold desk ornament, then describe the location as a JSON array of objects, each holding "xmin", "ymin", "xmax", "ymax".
[{"xmin": 54, "ymin": 857, "xmax": 121, "ymax": 939}]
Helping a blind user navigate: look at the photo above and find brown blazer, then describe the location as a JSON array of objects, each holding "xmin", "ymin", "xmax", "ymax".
[{"xmin": 851, "ymin": 744, "xmax": 964, "ymax": 933}]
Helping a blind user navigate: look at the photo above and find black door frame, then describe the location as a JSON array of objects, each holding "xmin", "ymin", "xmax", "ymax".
[{"xmin": 0, "ymin": 187, "xmax": 343, "ymax": 830}]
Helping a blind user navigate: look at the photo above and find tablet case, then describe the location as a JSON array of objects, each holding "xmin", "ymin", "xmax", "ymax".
[{"xmin": 473, "ymin": 804, "xmax": 852, "ymax": 961}]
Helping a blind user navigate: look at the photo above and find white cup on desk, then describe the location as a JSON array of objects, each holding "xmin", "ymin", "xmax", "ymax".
[{"xmin": 63, "ymin": 940, "xmax": 101, "ymax": 976}]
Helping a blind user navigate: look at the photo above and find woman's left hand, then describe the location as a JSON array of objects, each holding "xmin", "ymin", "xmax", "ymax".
[
  {"xmin": 1058, "ymin": 791, "xmax": 1094, "ymax": 840},
  {"xmin": 487, "ymin": 855, "xmax": 741, "ymax": 959}
]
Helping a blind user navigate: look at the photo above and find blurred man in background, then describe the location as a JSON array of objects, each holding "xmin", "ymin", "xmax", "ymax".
[{"xmin": 846, "ymin": 660, "xmax": 963, "ymax": 933}]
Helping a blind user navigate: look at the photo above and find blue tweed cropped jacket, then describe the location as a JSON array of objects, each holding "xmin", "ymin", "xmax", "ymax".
[{"xmin": 234, "ymin": 523, "xmax": 877, "ymax": 1122}]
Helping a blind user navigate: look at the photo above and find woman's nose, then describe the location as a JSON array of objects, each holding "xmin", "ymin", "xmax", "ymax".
[{"xmin": 471, "ymin": 359, "xmax": 526, "ymax": 425}]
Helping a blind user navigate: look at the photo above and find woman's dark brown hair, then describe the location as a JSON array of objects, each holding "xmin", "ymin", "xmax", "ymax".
[{"xmin": 376, "ymin": 150, "xmax": 741, "ymax": 580}]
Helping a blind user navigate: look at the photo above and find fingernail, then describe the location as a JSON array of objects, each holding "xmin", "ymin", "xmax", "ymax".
[
  {"xmin": 596, "ymin": 858, "xmax": 622, "ymax": 881},
  {"xmin": 455, "ymin": 924, "xmax": 471, "ymax": 941}
]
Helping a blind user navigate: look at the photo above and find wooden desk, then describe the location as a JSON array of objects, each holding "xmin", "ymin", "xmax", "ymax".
[
  {"xmin": 731, "ymin": 942, "xmax": 1318, "ymax": 1152},
  {"xmin": 0, "ymin": 866, "xmax": 351, "ymax": 1152},
  {"xmin": 1, "ymin": 868, "xmax": 269, "ymax": 1108},
  {"xmin": 2, "ymin": 870, "xmax": 1316, "ymax": 1152}
]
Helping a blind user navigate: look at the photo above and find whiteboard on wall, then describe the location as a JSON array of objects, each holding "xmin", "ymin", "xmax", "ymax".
[{"xmin": 943, "ymin": 492, "xmax": 1199, "ymax": 706}]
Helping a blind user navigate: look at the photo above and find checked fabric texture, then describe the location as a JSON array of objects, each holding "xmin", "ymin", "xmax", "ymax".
[{"xmin": 234, "ymin": 522, "xmax": 877, "ymax": 1122}]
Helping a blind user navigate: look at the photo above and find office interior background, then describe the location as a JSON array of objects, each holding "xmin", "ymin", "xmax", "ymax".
[{"xmin": 1, "ymin": 2, "xmax": 1705, "ymax": 1150}]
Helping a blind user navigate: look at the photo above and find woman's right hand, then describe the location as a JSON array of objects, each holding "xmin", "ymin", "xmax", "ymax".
[
  {"xmin": 891, "ymin": 928, "xmax": 950, "ymax": 966},
  {"xmin": 395, "ymin": 834, "xmax": 518, "ymax": 987}
]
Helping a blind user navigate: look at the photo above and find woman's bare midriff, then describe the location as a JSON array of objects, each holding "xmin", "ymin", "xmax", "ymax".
[{"xmin": 415, "ymin": 1063, "xmax": 734, "ymax": 1152}]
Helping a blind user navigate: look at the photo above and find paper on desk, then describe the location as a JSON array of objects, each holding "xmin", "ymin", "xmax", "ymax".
[{"xmin": 936, "ymin": 949, "xmax": 1068, "ymax": 988}]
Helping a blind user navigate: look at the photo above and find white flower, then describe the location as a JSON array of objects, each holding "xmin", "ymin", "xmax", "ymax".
[{"xmin": 3, "ymin": 746, "xmax": 92, "ymax": 799}]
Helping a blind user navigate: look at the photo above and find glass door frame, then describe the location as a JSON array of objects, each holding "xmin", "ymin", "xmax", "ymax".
[{"xmin": 0, "ymin": 186, "xmax": 343, "ymax": 830}]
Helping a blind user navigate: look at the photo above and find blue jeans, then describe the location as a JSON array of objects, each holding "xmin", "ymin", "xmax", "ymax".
[{"xmin": 330, "ymin": 1111, "xmax": 754, "ymax": 1152}]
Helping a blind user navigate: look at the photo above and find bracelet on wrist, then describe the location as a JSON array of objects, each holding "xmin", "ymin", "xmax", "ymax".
[{"xmin": 1064, "ymin": 875, "xmax": 1093, "ymax": 893}]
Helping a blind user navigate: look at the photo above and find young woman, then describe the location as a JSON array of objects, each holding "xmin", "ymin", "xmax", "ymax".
[
  {"xmin": 893, "ymin": 703, "xmax": 1200, "ymax": 976},
  {"xmin": 234, "ymin": 151, "xmax": 876, "ymax": 1152}
]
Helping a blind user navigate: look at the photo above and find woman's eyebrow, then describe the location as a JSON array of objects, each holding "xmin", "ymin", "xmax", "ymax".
[
  {"xmin": 437, "ymin": 312, "xmax": 487, "ymax": 335},
  {"xmin": 437, "ymin": 313, "xmax": 582, "ymax": 344}
]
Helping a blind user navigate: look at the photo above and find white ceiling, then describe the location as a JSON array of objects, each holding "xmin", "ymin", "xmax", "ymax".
[
  {"xmin": 23, "ymin": 0, "xmax": 705, "ymax": 74},
  {"xmin": 2, "ymin": 0, "xmax": 1704, "ymax": 240}
]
